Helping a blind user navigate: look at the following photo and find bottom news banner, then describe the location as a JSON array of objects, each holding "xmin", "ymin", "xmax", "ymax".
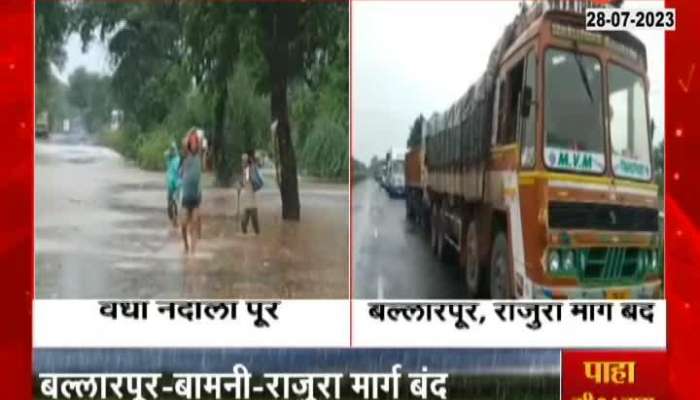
[{"xmin": 33, "ymin": 349, "xmax": 560, "ymax": 400}]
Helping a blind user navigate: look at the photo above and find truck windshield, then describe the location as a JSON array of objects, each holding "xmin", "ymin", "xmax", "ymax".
[
  {"xmin": 609, "ymin": 64, "xmax": 652, "ymax": 181},
  {"xmin": 544, "ymin": 49, "xmax": 605, "ymax": 173}
]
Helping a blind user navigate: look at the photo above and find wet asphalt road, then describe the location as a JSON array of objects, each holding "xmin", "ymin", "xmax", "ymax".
[
  {"xmin": 353, "ymin": 179, "xmax": 468, "ymax": 299},
  {"xmin": 36, "ymin": 133, "xmax": 348, "ymax": 299}
]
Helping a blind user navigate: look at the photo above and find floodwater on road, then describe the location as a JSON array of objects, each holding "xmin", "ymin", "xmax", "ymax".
[
  {"xmin": 35, "ymin": 134, "xmax": 348, "ymax": 299},
  {"xmin": 353, "ymin": 179, "xmax": 468, "ymax": 299}
]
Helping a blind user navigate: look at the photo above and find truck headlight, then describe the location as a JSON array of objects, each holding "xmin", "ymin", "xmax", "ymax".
[
  {"xmin": 548, "ymin": 250, "xmax": 560, "ymax": 272},
  {"xmin": 562, "ymin": 250, "xmax": 575, "ymax": 271}
]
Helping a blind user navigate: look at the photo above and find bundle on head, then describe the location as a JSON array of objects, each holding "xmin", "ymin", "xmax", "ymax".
[{"xmin": 185, "ymin": 130, "xmax": 199, "ymax": 153}]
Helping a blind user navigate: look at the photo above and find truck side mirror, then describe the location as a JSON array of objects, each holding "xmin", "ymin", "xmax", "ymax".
[
  {"xmin": 650, "ymin": 119, "xmax": 656, "ymax": 141},
  {"xmin": 520, "ymin": 86, "xmax": 534, "ymax": 119}
]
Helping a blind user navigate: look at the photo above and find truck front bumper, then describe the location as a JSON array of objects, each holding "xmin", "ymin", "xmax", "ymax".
[{"xmin": 530, "ymin": 279, "xmax": 662, "ymax": 299}]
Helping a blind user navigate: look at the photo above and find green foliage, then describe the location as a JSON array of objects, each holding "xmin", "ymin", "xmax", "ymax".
[
  {"xmin": 74, "ymin": 2, "xmax": 185, "ymax": 131},
  {"xmin": 135, "ymin": 64, "xmax": 192, "ymax": 131},
  {"xmin": 36, "ymin": 1, "xmax": 74, "ymax": 129},
  {"xmin": 316, "ymin": 17, "xmax": 349, "ymax": 126},
  {"xmin": 100, "ymin": 129, "xmax": 134, "ymax": 159},
  {"xmin": 36, "ymin": 1, "xmax": 70, "ymax": 85},
  {"xmin": 246, "ymin": 2, "xmax": 349, "ymax": 94},
  {"xmin": 407, "ymin": 115, "xmax": 425, "ymax": 148},
  {"xmin": 301, "ymin": 115, "xmax": 348, "ymax": 180},
  {"xmin": 100, "ymin": 125, "xmax": 176, "ymax": 172},
  {"xmin": 290, "ymin": 78, "xmax": 348, "ymax": 179},
  {"xmin": 163, "ymin": 88, "xmax": 212, "ymax": 137},
  {"xmin": 181, "ymin": 3, "xmax": 248, "ymax": 186},
  {"xmin": 290, "ymin": 39, "xmax": 348, "ymax": 180},
  {"xmin": 287, "ymin": 4, "xmax": 349, "ymax": 180},
  {"xmin": 69, "ymin": 0, "xmax": 349, "ymax": 190},
  {"xmin": 182, "ymin": 3, "xmax": 247, "ymax": 92},
  {"xmin": 227, "ymin": 63, "xmax": 270, "ymax": 166},
  {"xmin": 67, "ymin": 67, "xmax": 91, "ymax": 109},
  {"xmin": 67, "ymin": 67, "xmax": 113, "ymax": 133},
  {"xmin": 137, "ymin": 129, "xmax": 174, "ymax": 171},
  {"xmin": 36, "ymin": 74, "xmax": 80, "ymax": 130},
  {"xmin": 290, "ymin": 84, "xmax": 316, "ymax": 150},
  {"xmin": 352, "ymin": 158, "xmax": 368, "ymax": 182}
]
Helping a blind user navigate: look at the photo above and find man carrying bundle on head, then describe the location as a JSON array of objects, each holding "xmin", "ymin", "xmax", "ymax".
[{"xmin": 180, "ymin": 129, "xmax": 203, "ymax": 253}]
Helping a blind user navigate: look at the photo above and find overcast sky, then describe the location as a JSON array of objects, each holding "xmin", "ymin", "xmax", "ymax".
[
  {"xmin": 52, "ymin": 32, "xmax": 112, "ymax": 83},
  {"xmin": 352, "ymin": 0, "xmax": 665, "ymax": 164}
]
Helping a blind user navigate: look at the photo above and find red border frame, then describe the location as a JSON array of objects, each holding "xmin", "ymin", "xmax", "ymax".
[
  {"xmin": 0, "ymin": 0, "xmax": 34, "ymax": 398},
  {"xmin": 4, "ymin": 1, "xmax": 699, "ymax": 399},
  {"xmin": 664, "ymin": 0, "xmax": 700, "ymax": 398}
]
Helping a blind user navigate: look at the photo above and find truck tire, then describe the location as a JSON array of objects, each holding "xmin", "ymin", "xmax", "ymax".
[
  {"xmin": 436, "ymin": 205, "xmax": 449, "ymax": 262},
  {"xmin": 430, "ymin": 204, "xmax": 440, "ymax": 255},
  {"xmin": 489, "ymin": 231, "xmax": 513, "ymax": 299},
  {"xmin": 422, "ymin": 203, "xmax": 431, "ymax": 234},
  {"xmin": 464, "ymin": 220, "xmax": 480, "ymax": 298}
]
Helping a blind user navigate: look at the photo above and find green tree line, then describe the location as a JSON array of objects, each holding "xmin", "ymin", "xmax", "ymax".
[{"xmin": 36, "ymin": 1, "xmax": 349, "ymax": 221}]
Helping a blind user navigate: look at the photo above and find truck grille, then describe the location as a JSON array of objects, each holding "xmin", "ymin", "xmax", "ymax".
[
  {"xmin": 580, "ymin": 247, "xmax": 643, "ymax": 283},
  {"xmin": 549, "ymin": 202, "xmax": 658, "ymax": 232}
]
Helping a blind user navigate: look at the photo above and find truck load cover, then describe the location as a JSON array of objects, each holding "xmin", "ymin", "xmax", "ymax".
[
  {"xmin": 422, "ymin": 8, "xmax": 526, "ymax": 201},
  {"xmin": 404, "ymin": 147, "xmax": 423, "ymax": 189}
]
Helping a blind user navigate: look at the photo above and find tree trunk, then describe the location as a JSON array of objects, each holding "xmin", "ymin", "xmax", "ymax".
[
  {"xmin": 269, "ymin": 10, "xmax": 300, "ymax": 221},
  {"xmin": 212, "ymin": 86, "xmax": 232, "ymax": 186}
]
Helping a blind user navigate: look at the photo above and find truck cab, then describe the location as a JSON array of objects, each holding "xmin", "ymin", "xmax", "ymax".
[
  {"xmin": 384, "ymin": 148, "xmax": 407, "ymax": 197},
  {"xmin": 488, "ymin": 6, "xmax": 661, "ymax": 298}
]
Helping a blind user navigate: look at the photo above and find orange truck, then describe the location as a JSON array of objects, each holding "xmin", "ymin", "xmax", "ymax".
[
  {"xmin": 404, "ymin": 0, "xmax": 662, "ymax": 299},
  {"xmin": 405, "ymin": 144, "xmax": 426, "ymax": 219}
]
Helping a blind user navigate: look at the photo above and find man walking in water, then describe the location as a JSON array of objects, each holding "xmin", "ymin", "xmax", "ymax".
[
  {"xmin": 239, "ymin": 150, "xmax": 260, "ymax": 235},
  {"xmin": 180, "ymin": 130, "xmax": 202, "ymax": 252}
]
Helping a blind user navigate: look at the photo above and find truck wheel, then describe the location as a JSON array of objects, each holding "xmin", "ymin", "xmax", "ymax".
[
  {"xmin": 430, "ymin": 204, "xmax": 440, "ymax": 255},
  {"xmin": 464, "ymin": 220, "xmax": 480, "ymax": 298},
  {"xmin": 436, "ymin": 205, "xmax": 449, "ymax": 262},
  {"xmin": 417, "ymin": 206, "xmax": 423, "ymax": 230},
  {"xmin": 414, "ymin": 201, "xmax": 421, "ymax": 226},
  {"xmin": 489, "ymin": 231, "xmax": 513, "ymax": 299},
  {"xmin": 422, "ymin": 205, "xmax": 431, "ymax": 234}
]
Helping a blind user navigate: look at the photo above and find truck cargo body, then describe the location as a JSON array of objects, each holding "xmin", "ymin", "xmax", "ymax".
[
  {"xmin": 405, "ymin": 3, "xmax": 662, "ymax": 299},
  {"xmin": 405, "ymin": 147, "xmax": 423, "ymax": 189},
  {"xmin": 405, "ymin": 146, "xmax": 427, "ymax": 222}
]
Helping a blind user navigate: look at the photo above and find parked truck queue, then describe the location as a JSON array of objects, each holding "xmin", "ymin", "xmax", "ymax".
[{"xmin": 404, "ymin": 1, "xmax": 662, "ymax": 299}]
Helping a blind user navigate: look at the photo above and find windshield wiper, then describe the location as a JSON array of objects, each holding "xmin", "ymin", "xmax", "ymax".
[{"xmin": 572, "ymin": 42, "xmax": 594, "ymax": 104}]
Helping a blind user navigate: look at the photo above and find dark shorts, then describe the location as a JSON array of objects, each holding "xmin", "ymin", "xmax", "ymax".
[{"xmin": 182, "ymin": 194, "xmax": 201, "ymax": 211}]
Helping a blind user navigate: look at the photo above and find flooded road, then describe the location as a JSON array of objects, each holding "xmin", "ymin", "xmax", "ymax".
[
  {"xmin": 353, "ymin": 179, "xmax": 468, "ymax": 299},
  {"xmin": 36, "ymin": 134, "xmax": 348, "ymax": 299}
]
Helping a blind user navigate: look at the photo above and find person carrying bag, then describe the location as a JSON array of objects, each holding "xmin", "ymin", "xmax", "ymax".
[{"xmin": 238, "ymin": 150, "xmax": 261, "ymax": 235}]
